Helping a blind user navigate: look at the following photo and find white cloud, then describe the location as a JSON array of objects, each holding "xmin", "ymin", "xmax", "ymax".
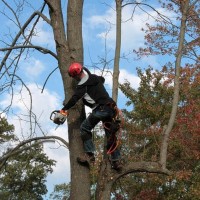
[
  {"xmin": 86, "ymin": 5, "xmax": 175, "ymax": 53},
  {"xmin": 97, "ymin": 68, "xmax": 140, "ymax": 90},
  {"xmin": 87, "ymin": 5, "xmax": 146, "ymax": 51},
  {"xmin": 119, "ymin": 69, "xmax": 140, "ymax": 89},
  {"xmin": 22, "ymin": 58, "xmax": 45, "ymax": 79},
  {"xmin": 0, "ymin": 83, "xmax": 62, "ymax": 136}
]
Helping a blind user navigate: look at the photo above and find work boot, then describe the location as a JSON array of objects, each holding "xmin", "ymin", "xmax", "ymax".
[
  {"xmin": 77, "ymin": 153, "xmax": 95, "ymax": 168},
  {"xmin": 111, "ymin": 160, "xmax": 122, "ymax": 172}
]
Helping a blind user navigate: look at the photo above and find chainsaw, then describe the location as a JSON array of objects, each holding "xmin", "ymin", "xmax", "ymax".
[{"xmin": 50, "ymin": 110, "xmax": 68, "ymax": 126}]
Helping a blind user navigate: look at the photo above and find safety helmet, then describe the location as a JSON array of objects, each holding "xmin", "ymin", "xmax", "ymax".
[{"xmin": 68, "ymin": 62, "xmax": 83, "ymax": 77}]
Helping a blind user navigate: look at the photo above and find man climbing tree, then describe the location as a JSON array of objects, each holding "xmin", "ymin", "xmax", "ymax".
[{"xmin": 57, "ymin": 62, "xmax": 122, "ymax": 171}]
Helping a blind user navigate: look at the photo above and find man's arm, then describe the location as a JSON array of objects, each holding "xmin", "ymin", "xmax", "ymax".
[{"xmin": 62, "ymin": 86, "xmax": 86, "ymax": 110}]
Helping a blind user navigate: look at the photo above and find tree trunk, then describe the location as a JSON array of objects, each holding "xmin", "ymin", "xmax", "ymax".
[
  {"xmin": 45, "ymin": 0, "xmax": 91, "ymax": 199},
  {"xmin": 160, "ymin": 0, "xmax": 190, "ymax": 169},
  {"xmin": 95, "ymin": 161, "xmax": 113, "ymax": 200},
  {"xmin": 112, "ymin": 0, "xmax": 122, "ymax": 103},
  {"xmin": 66, "ymin": 1, "xmax": 91, "ymax": 199}
]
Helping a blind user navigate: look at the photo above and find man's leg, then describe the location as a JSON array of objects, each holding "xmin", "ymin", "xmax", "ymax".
[
  {"xmin": 80, "ymin": 113, "xmax": 100, "ymax": 153},
  {"xmin": 77, "ymin": 112, "xmax": 100, "ymax": 166}
]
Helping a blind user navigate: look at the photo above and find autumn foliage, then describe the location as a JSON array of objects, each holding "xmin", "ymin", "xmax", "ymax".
[{"xmin": 118, "ymin": 63, "xmax": 200, "ymax": 199}]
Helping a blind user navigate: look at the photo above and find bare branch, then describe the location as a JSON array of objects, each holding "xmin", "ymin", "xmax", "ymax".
[
  {"xmin": 0, "ymin": 45, "xmax": 57, "ymax": 59},
  {"xmin": 122, "ymin": 2, "xmax": 173, "ymax": 25},
  {"xmin": 0, "ymin": 10, "xmax": 52, "ymax": 73},
  {"xmin": 41, "ymin": 66, "xmax": 59, "ymax": 93},
  {"xmin": 1, "ymin": 0, "xmax": 22, "ymax": 28}
]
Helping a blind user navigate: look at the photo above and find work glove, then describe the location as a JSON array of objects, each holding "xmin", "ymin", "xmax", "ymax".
[{"xmin": 60, "ymin": 109, "xmax": 68, "ymax": 116}]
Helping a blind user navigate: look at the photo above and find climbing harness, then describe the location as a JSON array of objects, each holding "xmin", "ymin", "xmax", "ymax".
[
  {"xmin": 50, "ymin": 110, "xmax": 68, "ymax": 128},
  {"xmin": 103, "ymin": 104, "xmax": 124, "ymax": 154}
]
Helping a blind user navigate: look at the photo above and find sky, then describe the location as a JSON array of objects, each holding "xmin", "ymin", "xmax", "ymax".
[{"xmin": 0, "ymin": 0, "xmax": 176, "ymax": 198}]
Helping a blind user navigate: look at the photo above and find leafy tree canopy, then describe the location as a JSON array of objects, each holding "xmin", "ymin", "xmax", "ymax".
[{"xmin": 118, "ymin": 64, "xmax": 200, "ymax": 199}]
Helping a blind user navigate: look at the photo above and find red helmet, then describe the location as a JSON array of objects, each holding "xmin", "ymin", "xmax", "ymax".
[{"xmin": 68, "ymin": 62, "xmax": 83, "ymax": 77}]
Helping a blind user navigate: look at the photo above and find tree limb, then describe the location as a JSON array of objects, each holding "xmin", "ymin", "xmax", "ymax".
[
  {"xmin": 113, "ymin": 162, "xmax": 171, "ymax": 182},
  {"xmin": 41, "ymin": 66, "xmax": 59, "ymax": 93},
  {"xmin": 0, "ymin": 45, "xmax": 57, "ymax": 59},
  {"xmin": 0, "ymin": 135, "xmax": 69, "ymax": 169}
]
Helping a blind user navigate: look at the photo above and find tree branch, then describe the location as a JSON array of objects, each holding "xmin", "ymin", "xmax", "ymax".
[
  {"xmin": 41, "ymin": 66, "xmax": 59, "ymax": 93},
  {"xmin": 0, "ymin": 45, "xmax": 57, "ymax": 59},
  {"xmin": 0, "ymin": 135, "xmax": 69, "ymax": 169},
  {"xmin": 113, "ymin": 162, "xmax": 171, "ymax": 182},
  {"xmin": 122, "ymin": 2, "xmax": 173, "ymax": 25},
  {"xmin": 0, "ymin": 10, "xmax": 52, "ymax": 72}
]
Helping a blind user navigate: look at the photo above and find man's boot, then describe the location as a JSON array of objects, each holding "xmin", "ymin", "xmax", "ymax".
[
  {"xmin": 111, "ymin": 160, "xmax": 122, "ymax": 172},
  {"xmin": 77, "ymin": 153, "xmax": 95, "ymax": 168}
]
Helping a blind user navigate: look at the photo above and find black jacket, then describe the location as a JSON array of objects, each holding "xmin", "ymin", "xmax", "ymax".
[{"xmin": 62, "ymin": 69, "xmax": 114, "ymax": 110}]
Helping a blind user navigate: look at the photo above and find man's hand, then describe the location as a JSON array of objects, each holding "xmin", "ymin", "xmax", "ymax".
[{"xmin": 60, "ymin": 110, "xmax": 68, "ymax": 116}]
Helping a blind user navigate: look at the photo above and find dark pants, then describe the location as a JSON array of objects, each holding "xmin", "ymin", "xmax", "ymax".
[{"xmin": 80, "ymin": 105, "xmax": 121, "ymax": 161}]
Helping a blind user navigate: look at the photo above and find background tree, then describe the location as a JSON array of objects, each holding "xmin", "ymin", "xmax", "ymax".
[
  {"xmin": 116, "ymin": 0, "xmax": 199, "ymax": 197},
  {"xmin": 0, "ymin": 118, "xmax": 56, "ymax": 199},
  {"xmin": 49, "ymin": 183, "xmax": 70, "ymax": 200},
  {"xmin": 0, "ymin": 117, "xmax": 15, "ymax": 143},
  {"xmin": 118, "ymin": 63, "xmax": 199, "ymax": 199},
  {"xmin": 95, "ymin": 0, "xmax": 197, "ymax": 198},
  {"xmin": 0, "ymin": 144, "xmax": 55, "ymax": 200}
]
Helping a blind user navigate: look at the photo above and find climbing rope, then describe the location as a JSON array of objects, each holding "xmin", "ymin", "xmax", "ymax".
[{"xmin": 103, "ymin": 106, "xmax": 124, "ymax": 154}]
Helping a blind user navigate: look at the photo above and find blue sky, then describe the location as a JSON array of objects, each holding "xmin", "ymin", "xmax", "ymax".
[{"xmin": 0, "ymin": 0, "xmax": 175, "ymax": 198}]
